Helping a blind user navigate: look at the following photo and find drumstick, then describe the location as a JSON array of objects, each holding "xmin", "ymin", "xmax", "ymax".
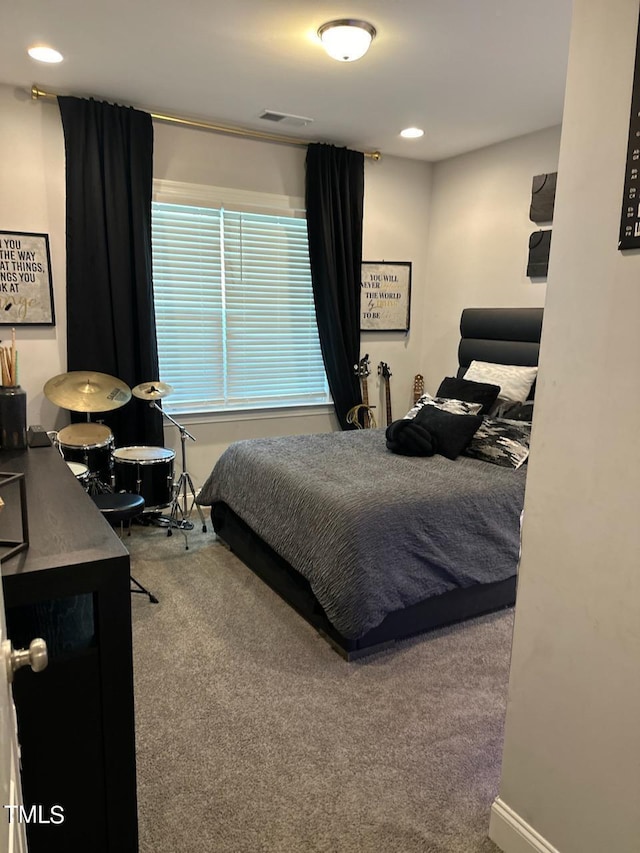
[
  {"xmin": 11, "ymin": 328, "xmax": 16, "ymax": 386},
  {"xmin": 4, "ymin": 347, "xmax": 14, "ymax": 386},
  {"xmin": 1, "ymin": 347, "xmax": 10, "ymax": 386}
]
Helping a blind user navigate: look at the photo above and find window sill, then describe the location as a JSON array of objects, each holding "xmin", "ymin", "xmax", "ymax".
[{"xmin": 160, "ymin": 403, "xmax": 335, "ymax": 427}]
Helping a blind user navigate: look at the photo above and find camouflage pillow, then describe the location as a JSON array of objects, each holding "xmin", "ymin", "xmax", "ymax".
[
  {"xmin": 404, "ymin": 393, "xmax": 483, "ymax": 420},
  {"xmin": 463, "ymin": 418, "xmax": 531, "ymax": 469}
]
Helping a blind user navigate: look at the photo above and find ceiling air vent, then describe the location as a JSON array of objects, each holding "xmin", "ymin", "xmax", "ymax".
[{"xmin": 258, "ymin": 110, "xmax": 313, "ymax": 128}]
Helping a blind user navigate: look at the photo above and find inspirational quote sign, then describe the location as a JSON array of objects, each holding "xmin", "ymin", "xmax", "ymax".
[
  {"xmin": 360, "ymin": 261, "xmax": 411, "ymax": 332},
  {"xmin": 0, "ymin": 231, "xmax": 55, "ymax": 325}
]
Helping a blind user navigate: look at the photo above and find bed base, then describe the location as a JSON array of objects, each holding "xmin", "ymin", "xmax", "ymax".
[{"xmin": 212, "ymin": 502, "xmax": 517, "ymax": 661}]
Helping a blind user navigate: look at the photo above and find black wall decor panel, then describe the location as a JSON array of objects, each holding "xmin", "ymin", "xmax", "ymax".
[
  {"xmin": 619, "ymin": 7, "xmax": 640, "ymax": 249},
  {"xmin": 527, "ymin": 230, "xmax": 552, "ymax": 278},
  {"xmin": 529, "ymin": 172, "xmax": 557, "ymax": 223}
]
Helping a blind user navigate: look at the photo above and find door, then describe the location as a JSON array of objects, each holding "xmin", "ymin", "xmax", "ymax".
[
  {"xmin": 0, "ymin": 572, "xmax": 27, "ymax": 853},
  {"xmin": 0, "ymin": 578, "xmax": 47, "ymax": 853}
]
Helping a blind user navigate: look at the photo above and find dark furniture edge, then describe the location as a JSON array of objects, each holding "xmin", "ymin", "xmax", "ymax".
[{"xmin": 212, "ymin": 501, "xmax": 516, "ymax": 660}]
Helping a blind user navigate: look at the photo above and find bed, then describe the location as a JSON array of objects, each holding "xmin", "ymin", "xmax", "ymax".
[{"xmin": 197, "ymin": 307, "xmax": 544, "ymax": 659}]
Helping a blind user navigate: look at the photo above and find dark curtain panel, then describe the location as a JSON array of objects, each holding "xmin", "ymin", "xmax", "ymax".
[
  {"xmin": 58, "ymin": 96, "xmax": 163, "ymax": 447},
  {"xmin": 305, "ymin": 143, "xmax": 364, "ymax": 430}
]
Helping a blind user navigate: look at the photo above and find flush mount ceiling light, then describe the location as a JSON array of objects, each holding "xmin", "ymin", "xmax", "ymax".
[
  {"xmin": 400, "ymin": 127, "xmax": 425, "ymax": 139},
  {"xmin": 317, "ymin": 19, "xmax": 376, "ymax": 62},
  {"xmin": 27, "ymin": 45, "xmax": 64, "ymax": 63}
]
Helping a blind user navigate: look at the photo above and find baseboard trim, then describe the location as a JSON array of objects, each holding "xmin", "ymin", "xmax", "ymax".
[{"xmin": 489, "ymin": 798, "xmax": 560, "ymax": 853}]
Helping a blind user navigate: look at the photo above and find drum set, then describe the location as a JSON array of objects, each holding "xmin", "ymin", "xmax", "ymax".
[{"xmin": 43, "ymin": 370, "xmax": 207, "ymax": 542}]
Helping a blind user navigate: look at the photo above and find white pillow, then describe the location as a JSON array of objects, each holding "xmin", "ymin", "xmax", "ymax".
[
  {"xmin": 463, "ymin": 361, "xmax": 537, "ymax": 403},
  {"xmin": 404, "ymin": 393, "xmax": 483, "ymax": 420}
]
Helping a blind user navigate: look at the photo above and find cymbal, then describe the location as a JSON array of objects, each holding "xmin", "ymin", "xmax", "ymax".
[
  {"xmin": 132, "ymin": 381, "xmax": 173, "ymax": 400},
  {"xmin": 44, "ymin": 371, "xmax": 132, "ymax": 412}
]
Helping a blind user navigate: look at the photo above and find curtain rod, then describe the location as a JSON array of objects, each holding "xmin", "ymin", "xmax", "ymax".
[{"xmin": 31, "ymin": 84, "xmax": 381, "ymax": 161}]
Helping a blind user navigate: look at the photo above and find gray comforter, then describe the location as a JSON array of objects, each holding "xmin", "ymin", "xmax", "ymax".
[{"xmin": 197, "ymin": 429, "xmax": 525, "ymax": 639}]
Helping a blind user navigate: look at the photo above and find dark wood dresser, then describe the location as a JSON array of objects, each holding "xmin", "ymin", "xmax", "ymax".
[{"xmin": 0, "ymin": 445, "xmax": 138, "ymax": 852}]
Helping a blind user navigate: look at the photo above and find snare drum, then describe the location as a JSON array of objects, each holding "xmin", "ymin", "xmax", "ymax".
[
  {"xmin": 112, "ymin": 446, "xmax": 175, "ymax": 510},
  {"xmin": 58, "ymin": 422, "xmax": 115, "ymax": 484},
  {"xmin": 66, "ymin": 460, "xmax": 90, "ymax": 489}
]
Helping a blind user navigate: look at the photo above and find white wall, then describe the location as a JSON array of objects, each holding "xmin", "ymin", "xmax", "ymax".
[
  {"xmin": 0, "ymin": 86, "xmax": 67, "ymax": 431},
  {"xmin": 153, "ymin": 124, "xmax": 433, "ymax": 484},
  {"xmin": 490, "ymin": 1, "xmax": 640, "ymax": 852},
  {"xmin": 360, "ymin": 154, "xmax": 431, "ymax": 423},
  {"xmin": 0, "ymin": 86, "xmax": 432, "ymax": 485},
  {"xmin": 0, "ymin": 79, "xmax": 560, "ymax": 488},
  {"xmin": 422, "ymin": 125, "xmax": 561, "ymax": 394}
]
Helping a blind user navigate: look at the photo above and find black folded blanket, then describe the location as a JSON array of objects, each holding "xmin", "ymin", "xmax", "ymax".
[
  {"xmin": 385, "ymin": 417, "xmax": 437, "ymax": 456},
  {"xmin": 386, "ymin": 405, "xmax": 483, "ymax": 460}
]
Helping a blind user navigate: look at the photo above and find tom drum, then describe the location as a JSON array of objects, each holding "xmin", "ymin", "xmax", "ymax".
[
  {"xmin": 112, "ymin": 446, "xmax": 175, "ymax": 510},
  {"xmin": 65, "ymin": 460, "xmax": 90, "ymax": 488},
  {"xmin": 57, "ymin": 422, "xmax": 115, "ymax": 485}
]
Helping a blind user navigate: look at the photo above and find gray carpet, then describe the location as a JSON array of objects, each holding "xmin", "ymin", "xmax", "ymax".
[{"xmin": 128, "ymin": 523, "xmax": 509, "ymax": 853}]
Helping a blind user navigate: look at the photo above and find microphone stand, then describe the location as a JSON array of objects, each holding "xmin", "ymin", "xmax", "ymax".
[{"xmin": 150, "ymin": 401, "xmax": 207, "ymax": 547}]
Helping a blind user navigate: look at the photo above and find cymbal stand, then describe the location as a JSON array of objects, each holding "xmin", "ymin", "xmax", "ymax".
[{"xmin": 151, "ymin": 403, "xmax": 207, "ymax": 546}]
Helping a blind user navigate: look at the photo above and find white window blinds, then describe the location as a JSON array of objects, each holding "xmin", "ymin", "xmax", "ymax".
[{"xmin": 151, "ymin": 200, "xmax": 330, "ymax": 414}]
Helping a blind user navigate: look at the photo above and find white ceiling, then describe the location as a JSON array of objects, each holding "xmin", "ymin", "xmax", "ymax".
[{"xmin": 1, "ymin": 0, "xmax": 573, "ymax": 161}]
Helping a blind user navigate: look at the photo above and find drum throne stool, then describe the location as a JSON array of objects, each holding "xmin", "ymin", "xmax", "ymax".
[{"xmin": 91, "ymin": 492, "xmax": 159, "ymax": 603}]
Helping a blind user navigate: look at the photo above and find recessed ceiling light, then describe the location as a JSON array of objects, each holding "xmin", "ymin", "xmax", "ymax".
[
  {"xmin": 400, "ymin": 127, "xmax": 424, "ymax": 139},
  {"xmin": 28, "ymin": 45, "xmax": 64, "ymax": 64}
]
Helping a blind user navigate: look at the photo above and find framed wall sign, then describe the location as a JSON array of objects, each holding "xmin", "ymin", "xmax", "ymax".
[
  {"xmin": 618, "ymin": 11, "xmax": 640, "ymax": 249},
  {"xmin": 0, "ymin": 231, "xmax": 55, "ymax": 325},
  {"xmin": 361, "ymin": 261, "xmax": 411, "ymax": 332}
]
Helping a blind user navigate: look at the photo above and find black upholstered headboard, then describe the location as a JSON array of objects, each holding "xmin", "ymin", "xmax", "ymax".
[{"xmin": 457, "ymin": 307, "xmax": 543, "ymax": 373}]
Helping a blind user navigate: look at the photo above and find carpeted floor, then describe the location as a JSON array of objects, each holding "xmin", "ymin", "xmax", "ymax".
[{"xmin": 128, "ymin": 523, "xmax": 509, "ymax": 853}]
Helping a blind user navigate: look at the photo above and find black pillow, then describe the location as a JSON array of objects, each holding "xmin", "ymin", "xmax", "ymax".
[
  {"xmin": 436, "ymin": 376, "xmax": 501, "ymax": 415},
  {"xmin": 491, "ymin": 400, "xmax": 534, "ymax": 422},
  {"xmin": 414, "ymin": 405, "xmax": 482, "ymax": 460}
]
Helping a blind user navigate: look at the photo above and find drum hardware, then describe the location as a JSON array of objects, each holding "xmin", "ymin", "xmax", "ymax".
[
  {"xmin": 56, "ymin": 422, "xmax": 115, "ymax": 495},
  {"xmin": 44, "ymin": 371, "xmax": 132, "ymax": 413},
  {"xmin": 132, "ymin": 381, "xmax": 207, "ymax": 547},
  {"xmin": 65, "ymin": 460, "xmax": 90, "ymax": 489},
  {"xmin": 112, "ymin": 446, "xmax": 176, "ymax": 511},
  {"xmin": 43, "ymin": 370, "xmax": 130, "ymax": 493},
  {"xmin": 152, "ymin": 403, "xmax": 207, "ymax": 533},
  {"xmin": 153, "ymin": 406, "xmax": 207, "ymax": 537},
  {"xmin": 131, "ymin": 381, "xmax": 173, "ymax": 401}
]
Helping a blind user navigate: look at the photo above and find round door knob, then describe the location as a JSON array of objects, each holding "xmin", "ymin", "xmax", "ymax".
[{"xmin": 2, "ymin": 638, "xmax": 48, "ymax": 682}]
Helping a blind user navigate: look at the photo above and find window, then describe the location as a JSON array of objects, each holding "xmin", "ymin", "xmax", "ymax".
[{"xmin": 151, "ymin": 184, "xmax": 330, "ymax": 414}]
